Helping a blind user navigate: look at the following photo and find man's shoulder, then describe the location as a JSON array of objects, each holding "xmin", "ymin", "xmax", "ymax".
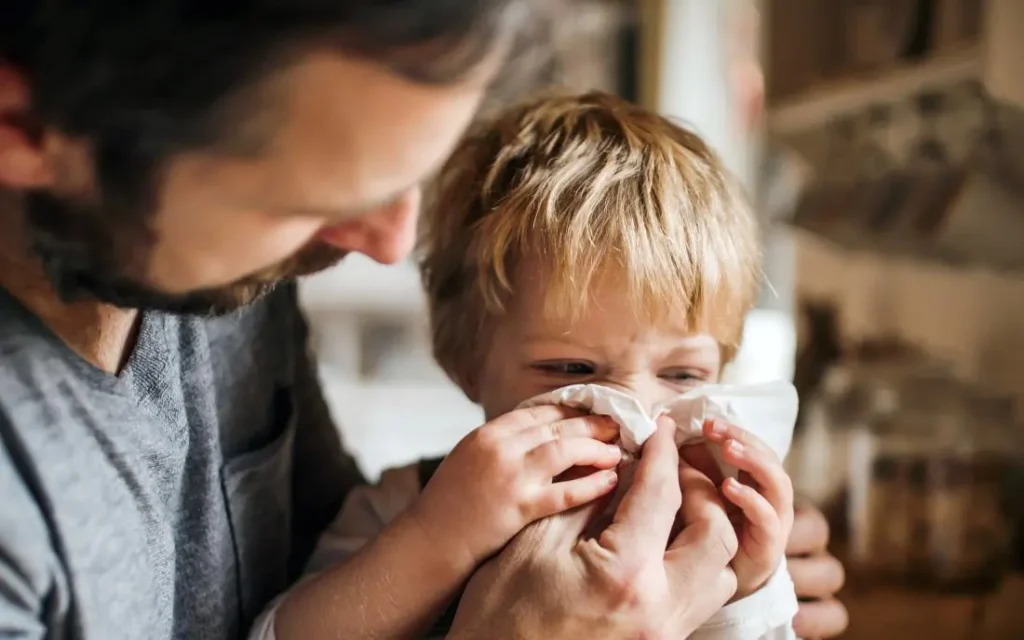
[{"xmin": 0, "ymin": 288, "xmax": 89, "ymax": 416}]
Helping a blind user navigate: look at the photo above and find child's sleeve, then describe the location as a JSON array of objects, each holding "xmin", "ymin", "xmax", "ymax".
[
  {"xmin": 304, "ymin": 462, "xmax": 424, "ymax": 574},
  {"xmin": 688, "ymin": 559, "xmax": 800, "ymax": 640},
  {"xmin": 248, "ymin": 459, "xmax": 440, "ymax": 640}
]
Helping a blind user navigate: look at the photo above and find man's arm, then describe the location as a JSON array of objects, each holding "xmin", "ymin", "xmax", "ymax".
[
  {"xmin": 288, "ymin": 299, "xmax": 367, "ymax": 578},
  {"xmin": 0, "ymin": 415, "xmax": 63, "ymax": 639}
]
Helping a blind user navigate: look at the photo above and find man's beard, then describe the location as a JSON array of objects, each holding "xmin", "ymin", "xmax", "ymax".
[{"xmin": 24, "ymin": 190, "xmax": 347, "ymax": 316}]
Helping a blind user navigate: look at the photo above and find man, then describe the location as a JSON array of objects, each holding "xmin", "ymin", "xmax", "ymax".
[{"xmin": 0, "ymin": 1, "xmax": 847, "ymax": 638}]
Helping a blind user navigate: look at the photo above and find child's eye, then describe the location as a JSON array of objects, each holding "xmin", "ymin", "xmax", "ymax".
[
  {"xmin": 531, "ymin": 361, "xmax": 597, "ymax": 376},
  {"xmin": 660, "ymin": 369, "xmax": 706, "ymax": 383}
]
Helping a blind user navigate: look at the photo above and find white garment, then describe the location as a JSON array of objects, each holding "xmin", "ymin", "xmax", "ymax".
[{"xmin": 251, "ymin": 382, "xmax": 800, "ymax": 640}]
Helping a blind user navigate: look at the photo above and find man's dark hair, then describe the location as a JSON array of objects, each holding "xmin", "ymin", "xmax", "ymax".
[
  {"xmin": 2, "ymin": 1, "xmax": 527, "ymax": 156},
  {"xmin": 0, "ymin": 1, "xmax": 533, "ymax": 312}
]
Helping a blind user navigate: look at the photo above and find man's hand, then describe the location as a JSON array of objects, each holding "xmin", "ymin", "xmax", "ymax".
[
  {"xmin": 447, "ymin": 418, "xmax": 739, "ymax": 639},
  {"xmin": 788, "ymin": 505, "xmax": 848, "ymax": 639}
]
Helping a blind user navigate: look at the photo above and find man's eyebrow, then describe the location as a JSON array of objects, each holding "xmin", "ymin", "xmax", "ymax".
[
  {"xmin": 281, "ymin": 178, "xmax": 425, "ymax": 221},
  {"xmin": 284, "ymin": 191, "xmax": 406, "ymax": 221}
]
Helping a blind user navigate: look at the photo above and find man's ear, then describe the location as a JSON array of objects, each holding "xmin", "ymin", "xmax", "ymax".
[
  {"xmin": 461, "ymin": 371, "xmax": 481, "ymax": 404},
  {"xmin": 0, "ymin": 65, "xmax": 53, "ymax": 189}
]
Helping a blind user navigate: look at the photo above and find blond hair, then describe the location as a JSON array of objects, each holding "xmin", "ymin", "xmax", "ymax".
[{"xmin": 420, "ymin": 91, "xmax": 761, "ymax": 393}]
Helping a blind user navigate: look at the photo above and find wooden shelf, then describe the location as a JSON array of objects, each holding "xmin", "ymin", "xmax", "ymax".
[{"xmin": 768, "ymin": 48, "xmax": 982, "ymax": 138}]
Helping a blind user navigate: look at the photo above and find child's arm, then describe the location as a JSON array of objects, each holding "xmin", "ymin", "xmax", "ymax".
[
  {"xmin": 271, "ymin": 405, "xmax": 622, "ymax": 640},
  {"xmin": 274, "ymin": 506, "xmax": 473, "ymax": 638}
]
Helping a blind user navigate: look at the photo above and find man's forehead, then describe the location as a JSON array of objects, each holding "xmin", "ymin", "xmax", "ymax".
[{"xmin": 214, "ymin": 49, "xmax": 490, "ymax": 218}]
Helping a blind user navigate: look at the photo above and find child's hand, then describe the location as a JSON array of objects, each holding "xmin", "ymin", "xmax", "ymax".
[
  {"xmin": 409, "ymin": 405, "xmax": 622, "ymax": 572},
  {"xmin": 697, "ymin": 419, "xmax": 795, "ymax": 599}
]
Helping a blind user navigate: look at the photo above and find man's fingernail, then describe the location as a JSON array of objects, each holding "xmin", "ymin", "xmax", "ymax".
[
  {"xmin": 605, "ymin": 470, "xmax": 619, "ymax": 485},
  {"xmin": 709, "ymin": 419, "xmax": 726, "ymax": 435},
  {"xmin": 727, "ymin": 440, "xmax": 744, "ymax": 456}
]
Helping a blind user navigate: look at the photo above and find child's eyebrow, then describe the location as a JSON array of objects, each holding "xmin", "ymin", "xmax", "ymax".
[
  {"xmin": 521, "ymin": 334, "xmax": 601, "ymax": 349},
  {"xmin": 665, "ymin": 340, "xmax": 721, "ymax": 358}
]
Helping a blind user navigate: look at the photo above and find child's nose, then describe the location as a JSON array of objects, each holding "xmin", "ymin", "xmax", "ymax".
[{"xmin": 602, "ymin": 377, "xmax": 669, "ymax": 415}]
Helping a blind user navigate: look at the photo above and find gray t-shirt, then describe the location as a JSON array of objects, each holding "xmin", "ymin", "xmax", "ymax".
[{"xmin": 0, "ymin": 282, "xmax": 364, "ymax": 639}]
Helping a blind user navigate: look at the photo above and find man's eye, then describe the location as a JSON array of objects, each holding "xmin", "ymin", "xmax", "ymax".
[{"xmin": 532, "ymin": 361, "xmax": 597, "ymax": 376}]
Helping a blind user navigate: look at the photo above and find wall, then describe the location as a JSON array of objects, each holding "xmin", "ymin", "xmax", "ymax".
[{"xmin": 796, "ymin": 232, "xmax": 1024, "ymax": 417}]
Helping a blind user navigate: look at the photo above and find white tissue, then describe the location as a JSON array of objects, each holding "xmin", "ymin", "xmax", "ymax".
[
  {"xmin": 517, "ymin": 381, "xmax": 801, "ymax": 640},
  {"xmin": 518, "ymin": 381, "xmax": 798, "ymax": 460}
]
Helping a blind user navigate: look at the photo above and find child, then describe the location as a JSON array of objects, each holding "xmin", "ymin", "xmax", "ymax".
[{"xmin": 253, "ymin": 91, "xmax": 795, "ymax": 639}]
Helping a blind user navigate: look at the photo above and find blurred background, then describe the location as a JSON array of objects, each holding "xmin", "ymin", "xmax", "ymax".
[{"xmin": 299, "ymin": 1, "xmax": 1024, "ymax": 637}]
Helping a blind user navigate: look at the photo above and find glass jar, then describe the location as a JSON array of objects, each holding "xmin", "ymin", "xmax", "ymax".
[{"xmin": 845, "ymin": 371, "xmax": 1017, "ymax": 594}]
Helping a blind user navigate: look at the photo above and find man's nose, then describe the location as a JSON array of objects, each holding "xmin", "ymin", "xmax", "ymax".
[{"xmin": 316, "ymin": 188, "xmax": 421, "ymax": 264}]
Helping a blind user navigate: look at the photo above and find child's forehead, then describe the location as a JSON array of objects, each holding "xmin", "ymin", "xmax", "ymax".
[
  {"xmin": 499, "ymin": 253, "xmax": 745, "ymax": 348},
  {"xmin": 505, "ymin": 270, "xmax": 721, "ymax": 343}
]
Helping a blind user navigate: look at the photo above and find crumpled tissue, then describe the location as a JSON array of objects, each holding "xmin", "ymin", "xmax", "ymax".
[
  {"xmin": 517, "ymin": 381, "xmax": 801, "ymax": 640},
  {"xmin": 518, "ymin": 380, "xmax": 798, "ymax": 465}
]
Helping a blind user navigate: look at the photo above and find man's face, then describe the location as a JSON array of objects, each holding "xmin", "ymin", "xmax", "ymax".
[{"xmin": 6, "ymin": 50, "xmax": 493, "ymax": 313}]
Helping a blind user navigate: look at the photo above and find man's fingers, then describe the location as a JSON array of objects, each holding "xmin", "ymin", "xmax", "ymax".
[
  {"xmin": 530, "ymin": 436, "xmax": 622, "ymax": 476},
  {"xmin": 788, "ymin": 555, "xmax": 846, "ymax": 599},
  {"xmin": 676, "ymin": 460, "xmax": 730, "ymax": 531},
  {"xmin": 792, "ymin": 598, "xmax": 850, "ymax": 639},
  {"xmin": 600, "ymin": 417, "xmax": 681, "ymax": 555},
  {"xmin": 669, "ymin": 462, "xmax": 737, "ymax": 561},
  {"xmin": 680, "ymin": 443, "xmax": 725, "ymax": 485},
  {"xmin": 664, "ymin": 464, "xmax": 738, "ymax": 606},
  {"xmin": 787, "ymin": 505, "xmax": 831, "ymax": 555}
]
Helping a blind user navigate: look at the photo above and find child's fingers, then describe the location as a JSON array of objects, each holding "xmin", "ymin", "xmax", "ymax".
[
  {"xmin": 521, "ymin": 414, "xmax": 621, "ymax": 448},
  {"xmin": 537, "ymin": 468, "xmax": 619, "ymax": 515},
  {"xmin": 528, "ymin": 436, "xmax": 622, "ymax": 477},
  {"xmin": 723, "ymin": 476, "xmax": 782, "ymax": 555},
  {"xmin": 703, "ymin": 419, "xmax": 773, "ymax": 455},
  {"xmin": 721, "ymin": 439, "xmax": 793, "ymax": 527}
]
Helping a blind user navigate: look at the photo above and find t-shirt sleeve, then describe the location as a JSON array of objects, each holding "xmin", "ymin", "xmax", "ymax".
[
  {"xmin": 287, "ymin": 294, "xmax": 368, "ymax": 579},
  {"xmin": 0, "ymin": 416, "xmax": 62, "ymax": 639}
]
